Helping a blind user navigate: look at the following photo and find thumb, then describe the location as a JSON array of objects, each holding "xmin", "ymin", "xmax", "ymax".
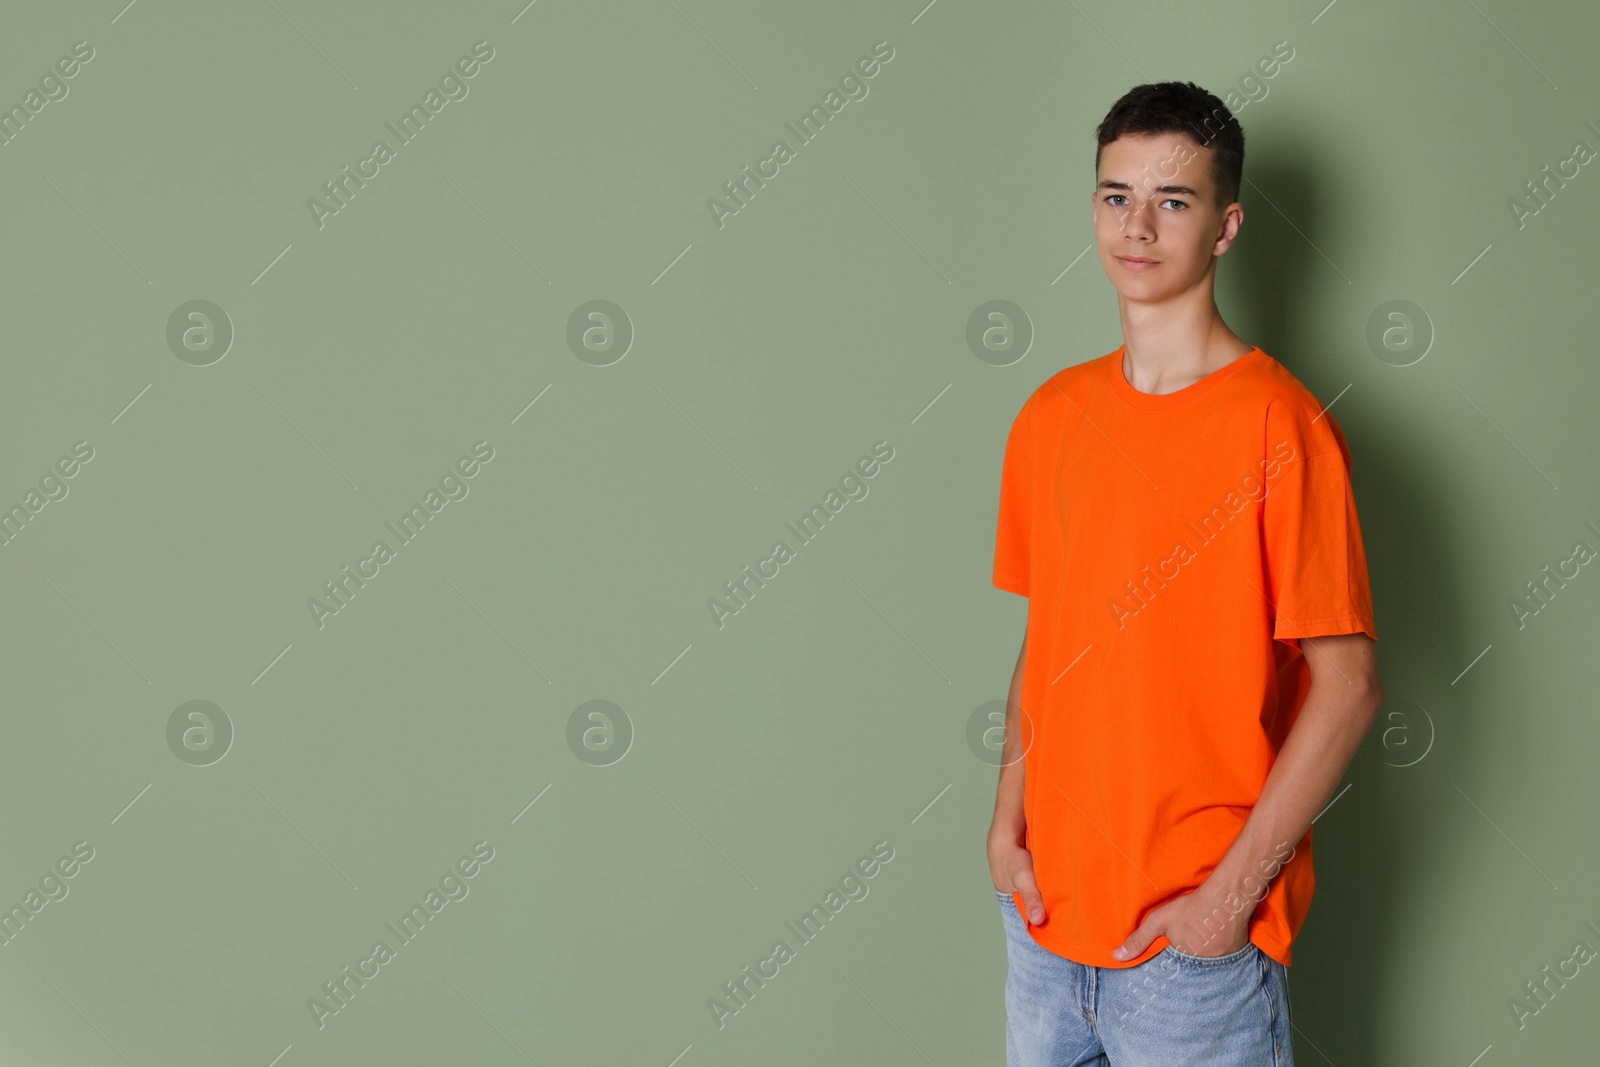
[
  {"xmin": 1111, "ymin": 917, "xmax": 1161, "ymax": 961},
  {"xmin": 1012, "ymin": 868, "xmax": 1047, "ymax": 925}
]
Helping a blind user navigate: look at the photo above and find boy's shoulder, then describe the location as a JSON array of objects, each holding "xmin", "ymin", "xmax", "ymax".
[
  {"xmin": 1243, "ymin": 349, "xmax": 1353, "ymax": 456},
  {"xmin": 1242, "ymin": 348, "xmax": 1330, "ymax": 411},
  {"xmin": 1013, "ymin": 348, "xmax": 1119, "ymax": 414}
]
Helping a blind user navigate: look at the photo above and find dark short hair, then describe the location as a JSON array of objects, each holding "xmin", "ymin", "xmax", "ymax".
[{"xmin": 1094, "ymin": 81, "xmax": 1244, "ymax": 209}]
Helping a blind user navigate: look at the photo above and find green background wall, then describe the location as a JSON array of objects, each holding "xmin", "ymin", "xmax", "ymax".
[{"xmin": 0, "ymin": 1, "xmax": 1595, "ymax": 1063}]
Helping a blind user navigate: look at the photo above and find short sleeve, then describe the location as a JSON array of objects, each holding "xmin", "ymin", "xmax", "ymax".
[
  {"xmin": 992, "ymin": 399, "xmax": 1032, "ymax": 597},
  {"xmin": 1261, "ymin": 400, "xmax": 1377, "ymax": 643}
]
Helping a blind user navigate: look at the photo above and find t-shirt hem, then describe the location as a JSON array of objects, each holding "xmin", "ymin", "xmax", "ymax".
[
  {"xmin": 992, "ymin": 571, "xmax": 1028, "ymax": 597},
  {"xmin": 1020, "ymin": 916, "xmax": 1293, "ymax": 968},
  {"xmin": 1274, "ymin": 612, "xmax": 1377, "ymax": 643}
]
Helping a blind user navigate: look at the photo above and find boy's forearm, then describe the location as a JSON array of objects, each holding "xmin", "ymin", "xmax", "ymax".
[
  {"xmin": 992, "ymin": 760, "xmax": 1026, "ymax": 845},
  {"xmin": 989, "ymin": 636, "xmax": 1029, "ymax": 846}
]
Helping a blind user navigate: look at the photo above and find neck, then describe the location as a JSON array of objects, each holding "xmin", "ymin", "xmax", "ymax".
[{"xmin": 1116, "ymin": 286, "xmax": 1251, "ymax": 395}]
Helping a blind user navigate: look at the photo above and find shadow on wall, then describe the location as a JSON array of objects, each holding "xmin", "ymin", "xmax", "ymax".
[{"xmin": 1225, "ymin": 149, "xmax": 1472, "ymax": 1067}]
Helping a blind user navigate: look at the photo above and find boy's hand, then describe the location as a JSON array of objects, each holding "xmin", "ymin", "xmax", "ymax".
[
  {"xmin": 1111, "ymin": 887, "xmax": 1250, "ymax": 961},
  {"xmin": 987, "ymin": 840, "xmax": 1047, "ymax": 924}
]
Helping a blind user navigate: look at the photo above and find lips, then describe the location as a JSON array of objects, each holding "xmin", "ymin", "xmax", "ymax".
[{"xmin": 1117, "ymin": 256, "xmax": 1158, "ymax": 270}]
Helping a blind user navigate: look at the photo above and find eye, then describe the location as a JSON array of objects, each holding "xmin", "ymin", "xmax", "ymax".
[{"xmin": 1103, "ymin": 193, "xmax": 1189, "ymax": 210}]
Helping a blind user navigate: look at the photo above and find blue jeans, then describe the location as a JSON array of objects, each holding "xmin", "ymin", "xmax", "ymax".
[{"xmin": 998, "ymin": 888, "xmax": 1294, "ymax": 1066}]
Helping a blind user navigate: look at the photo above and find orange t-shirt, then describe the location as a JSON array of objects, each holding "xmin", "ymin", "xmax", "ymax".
[{"xmin": 991, "ymin": 343, "xmax": 1376, "ymax": 969}]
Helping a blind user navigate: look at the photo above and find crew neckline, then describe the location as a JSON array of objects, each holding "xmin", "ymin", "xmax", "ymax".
[{"xmin": 1108, "ymin": 344, "xmax": 1265, "ymax": 411}]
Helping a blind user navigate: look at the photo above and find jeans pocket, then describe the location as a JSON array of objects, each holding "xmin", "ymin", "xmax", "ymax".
[{"xmin": 1162, "ymin": 940, "xmax": 1258, "ymax": 966}]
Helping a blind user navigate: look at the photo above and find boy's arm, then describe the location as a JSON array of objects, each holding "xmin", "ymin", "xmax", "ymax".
[
  {"xmin": 987, "ymin": 626, "xmax": 1048, "ymax": 923},
  {"xmin": 1113, "ymin": 630, "xmax": 1384, "ymax": 960}
]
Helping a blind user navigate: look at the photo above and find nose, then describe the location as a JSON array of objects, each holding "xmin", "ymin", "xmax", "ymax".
[{"xmin": 1119, "ymin": 197, "xmax": 1156, "ymax": 242}]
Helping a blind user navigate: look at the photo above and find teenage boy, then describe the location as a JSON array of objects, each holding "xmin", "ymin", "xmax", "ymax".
[{"xmin": 987, "ymin": 81, "xmax": 1382, "ymax": 1066}]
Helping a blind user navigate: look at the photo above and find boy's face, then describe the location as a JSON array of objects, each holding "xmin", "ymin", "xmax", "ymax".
[{"xmin": 1091, "ymin": 132, "xmax": 1241, "ymax": 302}]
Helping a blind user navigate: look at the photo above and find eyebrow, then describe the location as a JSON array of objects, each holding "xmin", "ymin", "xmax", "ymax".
[{"xmin": 1097, "ymin": 178, "xmax": 1200, "ymax": 197}]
